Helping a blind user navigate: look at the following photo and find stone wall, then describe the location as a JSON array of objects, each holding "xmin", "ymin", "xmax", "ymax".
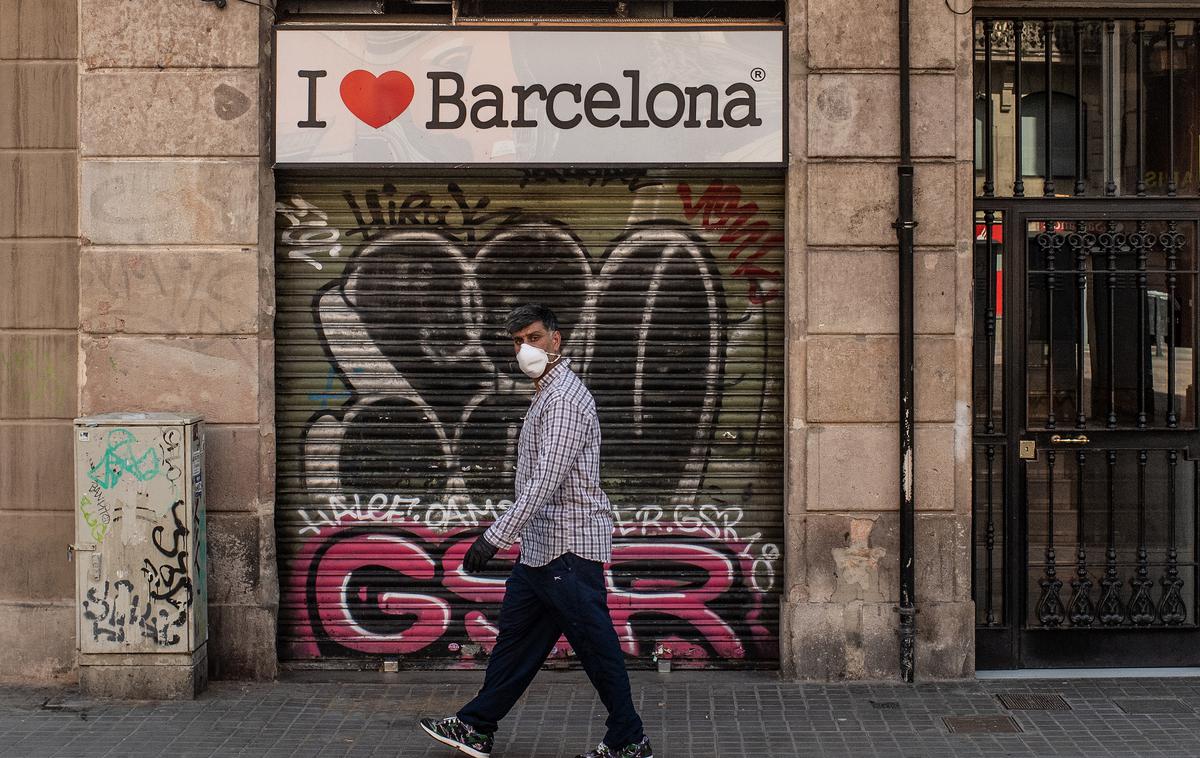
[
  {"xmin": 0, "ymin": 0, "xmax": 979, "ymax": 682},
  {"xmin": 781, "ymin": 0, "xmax": 975, "ymax": 679},
  {"xmin": 75, "ymin": 0, "xmax": 277, "ymax": 680},
  {"xmin": 0, "ymin": 0, "xmax": 81, "ymax": 682}
]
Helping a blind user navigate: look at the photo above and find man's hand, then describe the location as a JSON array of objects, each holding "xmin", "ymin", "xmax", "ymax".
[{"xmin": 463, "ymin": 534, "xmax": 500, "ymax": 573}]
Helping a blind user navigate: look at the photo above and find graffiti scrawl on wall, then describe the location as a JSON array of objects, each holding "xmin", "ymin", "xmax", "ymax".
[
  {"xmin": 75, "ymin": 422, "xmax": 207, "ymax": 653},
  {"xmin": 275, "ymin": 170, "xmax": 785, "ymax": 668}
]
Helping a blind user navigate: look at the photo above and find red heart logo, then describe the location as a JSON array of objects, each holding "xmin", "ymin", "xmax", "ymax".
[{"xmin": 339, "ymin": 70, "xmax": 415, "ymax": 129}]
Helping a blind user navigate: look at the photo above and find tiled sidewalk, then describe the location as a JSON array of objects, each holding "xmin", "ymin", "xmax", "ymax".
[{"xmin": 3, "ymin": 671, "xmax": 1200, "ymax": 757}]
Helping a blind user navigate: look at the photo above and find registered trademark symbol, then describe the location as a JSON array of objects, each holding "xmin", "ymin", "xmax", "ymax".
[{"xmin": 751, "ymin": 68, "xmax": 766, "ymax": 82}]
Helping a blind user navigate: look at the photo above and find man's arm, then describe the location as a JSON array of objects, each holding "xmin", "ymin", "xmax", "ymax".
[{"xmin": 483, "ymin": 396, "xmax": 589, "ymax": 549}]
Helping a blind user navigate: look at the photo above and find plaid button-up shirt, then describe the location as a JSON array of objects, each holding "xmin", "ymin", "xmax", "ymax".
[{"xmin": 484, "ymin": 358, "xmax": 614, "ymax": 566}]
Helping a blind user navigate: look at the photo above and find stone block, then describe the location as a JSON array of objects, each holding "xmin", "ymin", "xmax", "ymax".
[
  {"xmin": 807, "ymin": 163, "xmax": 896, "ymax": 247},
  {"xmin": 914, "ymin": 162, "xmax": 958, "ymax": 247},
  {"xmin": 0, "ymin": 61, "xmax": 77, "ymax": 148},
  {"xmin": 804, "ymin": 513, "xmax": 895, "ymax": 604},
  {"xmin": 804, "ymin": 511, "xmax": 969, "ymax": 605},
  {"xmin": 809, "ymin": 74, "xmax": 897, "ymax": 158},
  {"xmin": 204, "ymin": 425, "xmax": 259, "ymax": 512},
  {"xmin": 0, "ymin": 603, "xmax": 75, "ymax": 682},
  {"xmin": 915, "ymin": 249, "xmax": 956, "ymax": 334},
  {"xmin": 807, "ymin": 425, "xmax": 893, "ymax": 512},
  {"xmin": 806, "ymin": 163, "xmax": 956, "ymax": 249},
  {"xmin": 915, "ymin": 601, "xmax": 974, "ymax": 678},
  {"xmin": 808, "ymin": 0, "xmax": 957, "ymax": 70},
  {"xmin": 81, "ymin": 335, "xmax": 258, "ymax": 424},
  {"xmin": 807, "ymin": 336, "xmax": 896, "ymax": 422},
  {"xmin": 910, "ymin": 0, "xmax": 960, "ymax": 70},
  {"xmin": 0, "ymin": 240, "xmax": 79, "ymax": 328},
  {"xmin": 914, "ymin": 424, "xmax": 956, "ymax": 512},
  {"xmin": 0, "ymin": 0, "xmax": 78, "ymax": 60},
  {"xmin": 0, "ymin": 511, "xmax": 72, "ymax": 600},
  {"xmin": 81, "ymin": 0, "xmax": 260, "ymax": 69},
  {"xmin": 206, "ymin": 513, "xmax": 261, "ymax": 605},
  {"xmin": 781, "ymin": 600, "xmax": 850, "ymax": 679},
  {"xmin": 0, "ymin": 421, "xmax": 74, "ymax": 510},
  {"xmin": 207, "ymin": 603, "xmax": 277, "ymax": 680},
  {"xmin": 915, "ymin": 337, "xmax": 957, "ymax": 422},
  {"xmin": 80, "ymin": 248, "xmax": 259, "ymax": 334},
  {"xmin": 859, "ymin": 599, "xmax": 903, "ymax": 678},
  {"xmin": 80, "ymin": 160, "xmax": 259, "ymax": 245},
  {"xmin": 912, "ymin": 73, "xmax": 957, "ymax": 159},
  {"xmin": 808, "ymin": 0, "xmax": 894, "ymax": 70},
  {"xmin": 782, "ymin": 600, "xmax": 898, "ymax": 680},
  {"xmin": 806, "ymin": 73, "xmax": 958, "ymax": 159},
  {"xmin": 0, "ymin": 151, "xmax": 77, "ymax": 237},
  {"xmin": 0, "ymin": 332, "xmax": 77, "ymax": 418},
  {"xmin": 80, "ymin": 656, "xmax": 207, "ymax": 699},
  {"xmin": 808, "ymin": 249, "xmax": 955, "ymax": 335},
  {"xmin": 807, "ymin": 336, "xmax": 955, "ymax": 422},
  {"xmin": 916, "ymin": 513, "xmax": 972, "ymax": 604},
  {"xmin": 81, "ymin": 70, "xmax": 258, "ymax": 157},
  {"xmin": 806, "ymin": 423, "xmax": 956, "ymax": 511}
]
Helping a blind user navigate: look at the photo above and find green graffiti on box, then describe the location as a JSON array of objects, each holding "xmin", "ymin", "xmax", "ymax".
[
  {"xmin": 88, "ymin": 428, "xmax": 162, "ymax": 489},
  {"xmin": 78, "ymin": 494, "xmax": 109, "ymax": 543}
]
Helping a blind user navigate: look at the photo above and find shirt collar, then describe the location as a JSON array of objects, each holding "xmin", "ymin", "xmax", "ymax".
[{"xmin": 535, "ymin": 357, "xmax": 571, "ymax": 392}]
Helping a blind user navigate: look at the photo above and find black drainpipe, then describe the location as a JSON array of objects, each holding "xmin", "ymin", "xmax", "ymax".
[{"xmin": 895, "ymin": 0, "xmax": 918, "ymax": 683}]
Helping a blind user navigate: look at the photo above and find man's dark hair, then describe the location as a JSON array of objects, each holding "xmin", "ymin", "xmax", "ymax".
[{"xmin": 504, "ymin": 303, "xmax": 560, "ymax": 335}]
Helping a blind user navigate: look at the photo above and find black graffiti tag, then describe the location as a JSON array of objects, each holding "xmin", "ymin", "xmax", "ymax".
[
  {"xmin": 82, "ymin": 579, "xmax": 183, "ymax": 646},
  {"xmin": 517, "ymin": 168, "xmax": 662, "ymax": 192},
  {"xmin": 140, "ymin": 499, "xmax": 192, "ymax": 611},
  {"xmin": 343, "ymin": 182, "xmax": 526, "ymax": 243},
  {"xmin": 159, "ymin": 428, "xmax": 183, "ymax": 483}
]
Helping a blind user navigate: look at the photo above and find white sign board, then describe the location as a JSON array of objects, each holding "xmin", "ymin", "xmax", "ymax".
[{"xmin": 275, "ymin": 28, "xmax": 784, "ymax": 165}]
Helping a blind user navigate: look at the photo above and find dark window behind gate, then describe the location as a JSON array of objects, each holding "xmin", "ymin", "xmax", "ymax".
[{"xmin": 973, "ymin": 13, "xmax": 1200, "ymax": 668}]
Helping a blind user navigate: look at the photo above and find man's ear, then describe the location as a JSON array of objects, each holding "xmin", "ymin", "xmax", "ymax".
[{"xmin": 552, "ymin": 330, "xmax": 562, "ymax": 353}]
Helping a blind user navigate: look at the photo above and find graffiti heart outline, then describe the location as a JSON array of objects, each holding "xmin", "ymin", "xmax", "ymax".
[{"xmin": 300, "ymin": 218, "xmax": 728, "ymax": 508}]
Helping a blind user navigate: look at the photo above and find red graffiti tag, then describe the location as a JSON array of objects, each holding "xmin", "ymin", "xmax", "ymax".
[
  {"xmin": 677, "ymin": 181, "xmax": 784, "ymax": 305},
  {"xmin": 281, "ymin": 518, "xmax": 773, "ymax": 667}
]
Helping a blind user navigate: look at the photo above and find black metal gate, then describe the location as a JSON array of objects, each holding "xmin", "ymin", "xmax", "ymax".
[{"xmin": 973, "ymin": 14, "xmax": 1200, "ymax": 668}]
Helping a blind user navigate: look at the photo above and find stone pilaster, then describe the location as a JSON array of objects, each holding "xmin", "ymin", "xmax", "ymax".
[
  {"xmin": 783, "ymin": 0, "xmax": 975, "ymax": 679},
  {"xmin": 77, "ymin": 0, "xmax": 277, "ymax": 681}
]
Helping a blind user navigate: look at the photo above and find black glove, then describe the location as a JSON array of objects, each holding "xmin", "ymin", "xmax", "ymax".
[{"xmin": 463, "ymin": 534, "xmax": 499, "ymax": 573}]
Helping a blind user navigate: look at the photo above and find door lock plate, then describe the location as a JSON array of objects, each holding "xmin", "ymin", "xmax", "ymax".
[{"xmin": 1019, "ymin": 440, "xmax": 1037, "ymax": 460}]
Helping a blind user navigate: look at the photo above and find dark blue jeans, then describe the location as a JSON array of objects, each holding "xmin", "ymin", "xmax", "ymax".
[{"xmin": 457, "ymin": 552, "xmax": 644, "ymax": 750}]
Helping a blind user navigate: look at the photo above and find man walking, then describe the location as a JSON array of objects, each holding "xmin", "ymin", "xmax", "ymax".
[{"xmin": 420, "ymin": 304, "xmax": 652, "ymax": 758}]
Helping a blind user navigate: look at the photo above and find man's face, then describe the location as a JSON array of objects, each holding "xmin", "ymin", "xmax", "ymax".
[{"xmin": 510, "ymin": 320, "xmax": 561, "ymax": 367}]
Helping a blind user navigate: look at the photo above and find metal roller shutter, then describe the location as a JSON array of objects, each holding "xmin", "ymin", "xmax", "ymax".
[{"xmin": 275, "ymin": 169, "xmax": 785, "ymax": 669}]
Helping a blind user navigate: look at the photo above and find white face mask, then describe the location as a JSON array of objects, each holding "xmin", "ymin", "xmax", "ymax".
[{"xmin": 516, "ymin": 343, "xmax": 557, "ymax": 379}]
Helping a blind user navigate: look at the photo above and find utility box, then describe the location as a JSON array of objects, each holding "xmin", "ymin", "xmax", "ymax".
[{"xmin": 72, "ymin": 413, "xmax": 208, "ymax": 699}]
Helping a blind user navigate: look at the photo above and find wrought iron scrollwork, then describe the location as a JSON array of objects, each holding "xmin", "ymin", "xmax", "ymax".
[
  {"xmin": 1098, "ymin": 449, "xmax": 1125, "ymax": 625},
  {"xmin": 1068, "ymin": 450, "xmax": 1094, "ymax": 626},
  {"xmin": 1037, "ymin": 449, "xmax": 1066, "ymax": 627},
  {"xmin": 1127, "ymin": 449, "xmax": 1156, "ymax": 625},
  {"xmin": 1159, "ymin": 449, "xmax": 1187, "ymax": 625}
]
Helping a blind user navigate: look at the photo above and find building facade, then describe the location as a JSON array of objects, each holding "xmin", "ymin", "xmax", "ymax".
[{"xmin": 10, "ymin": 0, "xmax": 1186, "ymax": 685}]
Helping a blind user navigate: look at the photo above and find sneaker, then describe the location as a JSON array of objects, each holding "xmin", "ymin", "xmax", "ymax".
[
  {"xmin": 574, "ymin": 736, "xmax": 654, "ymax": 758},
  {"xmin": 418, "ymin": 716, "xmax": 494, "ymax": 758}
]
